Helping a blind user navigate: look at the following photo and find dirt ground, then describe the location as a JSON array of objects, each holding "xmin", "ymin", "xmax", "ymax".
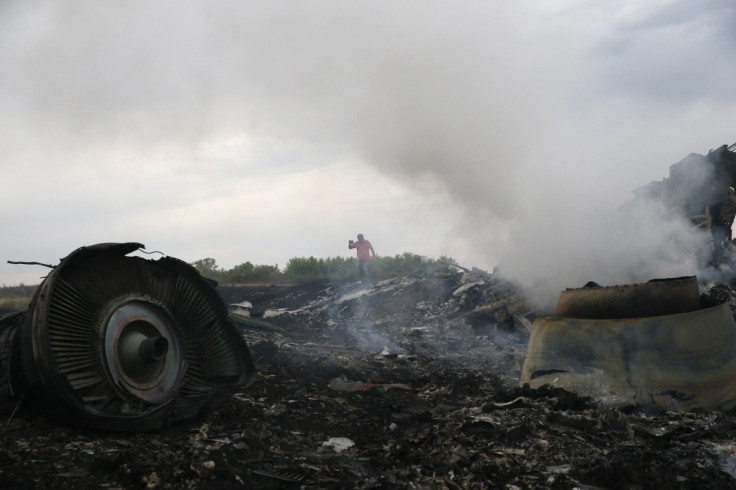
[{"xmin": 3, "ymin": 273, "xmax": 736, "ymax": 489}]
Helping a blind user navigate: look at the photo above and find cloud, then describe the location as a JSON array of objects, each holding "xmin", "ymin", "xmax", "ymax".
[
  {"xmin": 585, "ymin": 1, "xmax": 736, "ymax": 105},
  {"xmin": 1, "ymin": 0, "xmax": 735, "ymax": 293}
]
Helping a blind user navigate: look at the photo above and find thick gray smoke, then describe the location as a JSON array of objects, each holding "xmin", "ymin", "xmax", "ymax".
[
  {"xmin": 497, "ymin": 195, "xmax": 711, "ymax": 307},
  {"xmin": 15, "ymin": 2, "xmax": 538, "ymax": 215},
  {"xmin": 499, "ymin": 144, "xmax": 736, "ymax": 308},
  {"xmin": 3, "ymin": 1, "xmax": 736, "ymax": 290}
]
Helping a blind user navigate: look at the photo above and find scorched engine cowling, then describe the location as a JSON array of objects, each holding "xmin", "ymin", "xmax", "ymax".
[{"xmin": 3, "ymin": 242, "xmax": 255, "ymax": 431}]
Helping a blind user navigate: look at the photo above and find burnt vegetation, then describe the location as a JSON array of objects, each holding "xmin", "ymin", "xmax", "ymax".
[{"xmin": 3, "ymin": 259, "xmax": 736, "ymax": 488}]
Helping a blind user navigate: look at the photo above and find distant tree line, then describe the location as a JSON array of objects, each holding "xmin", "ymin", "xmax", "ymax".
[
  {"xmin": 0, "ymin": 283, "xmax": 38, "ymax": 310},
  {"xmin": 0, "ymin": 254, "xmax": 459, "ymax": 301},
  {"xmin": 190, "ymin": 253, "xmax": 457, "ymax": 284}
]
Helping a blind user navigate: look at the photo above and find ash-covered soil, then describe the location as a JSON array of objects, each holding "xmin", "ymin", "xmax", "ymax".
[{"xmin": 4, "ymin": 272, "xmax": 736, "ymax": 489}]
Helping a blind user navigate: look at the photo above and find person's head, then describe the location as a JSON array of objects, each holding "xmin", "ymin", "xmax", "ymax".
[{"xmin": 357, "ymin": 234, "xmax": 364, "ymax": 242}]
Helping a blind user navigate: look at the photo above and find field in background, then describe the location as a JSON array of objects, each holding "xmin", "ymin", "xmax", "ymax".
[
  {"xmin": 0, "ymin": 253, "xmax": 460, "ymax": 311},
  {"xmin": 0, "ymin": 284, "xmax": 37, "ymax": 312},
  {"xmin": 191, "ymin": 252, "xmax": 458, "ymax": 284}
]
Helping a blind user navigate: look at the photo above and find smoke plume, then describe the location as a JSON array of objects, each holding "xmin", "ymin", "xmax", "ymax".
[{"xmin": 3, "ymin": 1, "xmax": 736, "ymax": 289}]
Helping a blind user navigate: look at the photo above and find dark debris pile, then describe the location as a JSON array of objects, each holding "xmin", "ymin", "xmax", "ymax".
[{"xmin": 4, "ymin": 272, "xmax": 736, "ymax": 488}]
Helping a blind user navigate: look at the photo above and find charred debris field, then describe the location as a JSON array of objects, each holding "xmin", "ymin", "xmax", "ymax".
[{"xmin": 4, "ymin": 271, "xmax": 736, "ymax": 489}]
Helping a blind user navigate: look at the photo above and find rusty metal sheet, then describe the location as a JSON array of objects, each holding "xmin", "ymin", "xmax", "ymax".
[
  {"xmin": 521, "ymin": 300, "xmax": 736, "ymax": 411},
  {"xmin": 554, "ymin": 276, "xmax": 701, "ymax": 319}
]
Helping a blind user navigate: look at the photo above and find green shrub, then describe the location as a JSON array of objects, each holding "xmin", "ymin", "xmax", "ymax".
[
  {"xmin": 189, "ymin": 252, "xmax": 456, "ymax": 284},
  {"xmin": 222, "ymin": 262, "xmax": 281, "ymax": 283},
  {"xmin": 191, "ymin": 258, "xmax": 221, "ymax": 279},
  {"xmin": 283, "ymin": 256, "xmax": 325, "ymax": 278}
]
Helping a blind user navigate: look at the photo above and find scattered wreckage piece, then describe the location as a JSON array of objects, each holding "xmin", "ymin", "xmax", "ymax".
[
  {"xmin": 0, "ymin": 311, "xmax": 24, "ymax": 414},
  {"xmin": 456, "ymin": 274, "xmax": 534, "ymax": 328},
  {"xmin": 632, "ymin": 142, "xmax": 736, "ymax": 259},
  {"xmin": 467, "ymin": 296, "xmax": 528, "ymax": 323},
  {"xmin": 554, "ymin": 276, "xmax": 702, "ymax": 319},
  {"xmin": 327, "ymin": 376, "xmax": 412, "ymax": 392},
  {"xmin": 229, "ymin": 309, "xmax": 283, "ymax": 333},
  {"xmin": 520, "ymin": 276, "xmax": 736, "ymax": 411},
  {"xmin": 5, "ymin": 242, "xmax": 255, "ymax": 431}
]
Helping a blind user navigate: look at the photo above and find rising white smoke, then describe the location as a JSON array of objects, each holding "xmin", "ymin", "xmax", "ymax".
[{"xmin": 2, "ymin": 1, "xmax": 736, "ymax": 289}]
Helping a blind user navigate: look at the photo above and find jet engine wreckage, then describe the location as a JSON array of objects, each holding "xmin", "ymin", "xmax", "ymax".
[
  {"xmin": 520, "ymin": 276, "xmax": 736, "ymax": 411},
  {"xmin": 0, "ymin": 242, "xmax": 255, "ymax": 431},
  {"xmin": 521, "ymin": 142, "xmax": 736, "ymax": 411}
]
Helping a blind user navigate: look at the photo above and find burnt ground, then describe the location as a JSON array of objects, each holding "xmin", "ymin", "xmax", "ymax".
[{"xmin": 4, "ymin": 273, "xmax": 736, "ymax": 489}]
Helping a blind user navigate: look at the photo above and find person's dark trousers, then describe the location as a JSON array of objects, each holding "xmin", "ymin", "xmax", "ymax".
[{"xmin": 358, "ymin": 260, "xmax": 370, "ymax": 283}]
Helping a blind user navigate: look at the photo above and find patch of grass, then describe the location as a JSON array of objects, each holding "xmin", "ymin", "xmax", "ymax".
[
  {"xmin": 0, "ymin": 296, "xmax": 31, "ymax": 311},
  {"xmin": 0, "ymin": 284, "xmax": 37, "ymax": 311}
]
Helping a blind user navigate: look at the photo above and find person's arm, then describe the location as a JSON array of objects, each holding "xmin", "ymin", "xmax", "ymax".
[{"xmin": 370, "ymin": 244, "xmax": 376, "ymax": 257}]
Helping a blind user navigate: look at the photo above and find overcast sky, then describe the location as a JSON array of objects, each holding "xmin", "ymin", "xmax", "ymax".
[{"xmin": 2, "ymin": 1, "xmax": 735, "ymax": 293}]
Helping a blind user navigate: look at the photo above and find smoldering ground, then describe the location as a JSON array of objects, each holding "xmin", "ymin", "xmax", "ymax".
[{"xmin": 7, "ymin": 274, "xmax": 736, "ymax": 488}]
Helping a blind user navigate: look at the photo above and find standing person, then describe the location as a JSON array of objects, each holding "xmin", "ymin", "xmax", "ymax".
[{"xmin": 348, "ymin": 234, "xmax": 376, "ymax": 284}]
